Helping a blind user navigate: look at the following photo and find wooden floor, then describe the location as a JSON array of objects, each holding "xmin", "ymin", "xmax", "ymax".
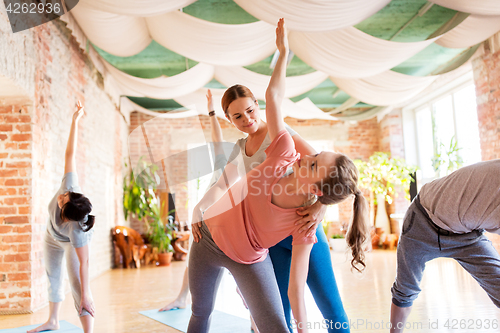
[{"xmin": 1, "ymin": 250, "xmax": 499, "ymax": 332}]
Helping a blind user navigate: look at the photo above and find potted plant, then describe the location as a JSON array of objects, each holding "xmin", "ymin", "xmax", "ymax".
[
  {"xmin": 123, "ymin": 158, "xmax": 160, "ymax": 228},
  {"xmin": 147, "ymin": 201, "xmax": 175, "ymax": 266},
  {"xmin": 123, "ymin": 158, "xmax": 176, "ymax": 265},
  {"xmin": 329, "ymin": 234, "xmax": 347, "ymax": 252},
  {"xmin": 354, "ymin": 153, "xmax": 416, "ymax": 237}
]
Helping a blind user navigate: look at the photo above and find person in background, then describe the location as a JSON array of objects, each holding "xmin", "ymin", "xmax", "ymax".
[
  {"xmin": 390, "ymin": 159, "xmax": 500, "ymax": 333},
  {"xmin": 28, "ymin": 101, "xmax": 96, "ymax": 333}
]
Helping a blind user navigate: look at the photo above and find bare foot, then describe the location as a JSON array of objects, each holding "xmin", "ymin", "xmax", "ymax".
[
  {"xmin": 27, "ymin": 320, "xmax": 60, "ymax": 333},
  {"xmin": 159, "ymin": 298, "xmax": 188, "ymax": 311}
]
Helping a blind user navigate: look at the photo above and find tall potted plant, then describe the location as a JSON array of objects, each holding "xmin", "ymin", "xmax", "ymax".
[
  {"xmin": 123, "ymin": 158, "xmax": 175, "ymax": 265},
  {"xmin": 354, "ymin": 153, "xmax": 416, "ymax": 236},
  {"xmin": 147, "ymin": 200, "xmax": 175, "ymax": 266},
  {"xmin": 123, "ymin": 159, "xmax": 160, "ymax": 226}
]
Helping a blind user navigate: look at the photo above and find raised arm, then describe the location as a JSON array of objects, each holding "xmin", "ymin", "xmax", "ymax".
[
  {"xmin": 64, "ymin": 101, "xmax": 85, "ymax": 174},
  {"xmin": 265, "ymin": 18, "xmax": 288, "ymax": 141},
  {"xmin": 207, "ymin": 89, "xmax": 225, "ymax": 158},
  {"xmin": 207, "ymin": 89, "xmax": 223, "ymax": 144},
  {"xmin": 292, "ymin": 135, "xmax": 316, "ymax": 157},
  {"xmin": 288, "ymin": 243, "xmax": 314, "ymax": 333}
]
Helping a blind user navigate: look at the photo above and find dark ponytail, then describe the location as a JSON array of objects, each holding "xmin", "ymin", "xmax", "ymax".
[
  {"xmin": 61, "ymin": 192, "xmax": 95, "ymax": 232},
  {"xmin": 82, "ymin": 215, "xmax": 95, "ymax": 232}
]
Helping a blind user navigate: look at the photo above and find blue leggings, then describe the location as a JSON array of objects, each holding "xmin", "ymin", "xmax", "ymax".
[{"xmin": 269, "ymin": 228, "xmax": 350, "ymax": 332}]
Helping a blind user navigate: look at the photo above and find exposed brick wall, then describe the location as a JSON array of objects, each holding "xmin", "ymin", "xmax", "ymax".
[
  {"xmin": 379, "ymin": 110, "xmax": 404, "ymax": 158},
  {"xmin": 0, "ymin": 103, "xmax": 32, "ymax": 312},
  {"xmin": 338, "ymin": 118, "xmax": 380, "ymax": 225},
  {"xmin": 379, "ymin": 109, "xmax": 410, "ymax": 234},
  {"xmin": 0, "ymin": 11, "xmax": 129, "ymax": 313},
  {"xmin": 129, "ymin": 113, "xmax": 380, "ymax": 232},
  {"xmin": 472, "ymin": 35, "xmax": 500, "ymax": 252},
  {"xmin": 473, "ymin": 40, "xmax": 500, "ymax": 162}
]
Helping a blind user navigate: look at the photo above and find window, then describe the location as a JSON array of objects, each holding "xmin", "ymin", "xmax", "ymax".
[
  {"xmin": 453, "ymin": 85, "xmax": 481, "ymax": 165},
  {"xmin": 413, "ymin": 83, "xmax": 481, "ymax": 185}
]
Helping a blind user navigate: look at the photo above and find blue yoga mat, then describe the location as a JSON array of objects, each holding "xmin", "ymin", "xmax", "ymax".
[
  {"xmin": 0, "ymin": 320, "xmax": 82, "ymax": 333},
  {"xmin": 140, "ymin": 308, "xmax": 251, "ymax": 332}
]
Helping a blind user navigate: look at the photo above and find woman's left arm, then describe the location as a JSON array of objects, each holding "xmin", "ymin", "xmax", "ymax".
[
  {"xmin": 292, "ymin": 135, "xmax": 327, "ymax": 237},
  {"xmin": 288, "ymin": 243, "xmax": 314, "ymax": 333},
  {"xmin": 64, "ymin": 101, "xmax": 85, "ymax": 174},
  {"xmin": 75, "ymin": 244, "xmax": 95, "ymax": 317}
]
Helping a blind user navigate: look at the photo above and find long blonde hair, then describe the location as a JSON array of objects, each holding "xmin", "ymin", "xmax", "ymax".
[{"xmin": 316, "ymin": 154, "xmax": 369, "ymax": 272}]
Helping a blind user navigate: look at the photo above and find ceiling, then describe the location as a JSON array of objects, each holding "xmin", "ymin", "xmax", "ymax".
[{"xmin": 94, "ymin": 0, "xmax": 477, "ymax": 113}]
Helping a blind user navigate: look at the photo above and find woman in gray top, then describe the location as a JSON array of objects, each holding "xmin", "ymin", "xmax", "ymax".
[{"xmin": 29, "ymin": 101, "xmax": 96, "ymax": 333}]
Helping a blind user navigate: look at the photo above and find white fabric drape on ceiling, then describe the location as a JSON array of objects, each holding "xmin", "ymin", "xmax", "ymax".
[
  {"xmin": 121, "ymin": 97, "xmax": 201, "ymax": 119},
  {"xmin": 104, "ymin": 61, "xmax": 215, "ymax": 99},
  {"xmin": 101, "ymin": 61, "xmax": 329, "ymax": 101},
  {"xmin": 232, "ymin": 0, "xmax": 391, "ymax": 32},
  {"xmin": 335, "ymin": 106, "xmax": 393, "ymax": 121},
  {"xmin": 330, "ymin": 71, "xmax": 437, "ymax": 106},
  {"xmin": 429, "ymin": 0, "xmax": 500, "ymax": 16},
  {"xmin": 436, "ymin": 15, "xmax": 500, "ymax": 48},
  {"xmin": 173, "ymin": 88, "xmax": 227, "ymax": 118},
  {"xmin": 78, "ymin": 0, "xmax": 196, "ymax": 16},
  {"xmin": 214, "ymin": 66, "xmax": 328, "ymax": 100},
  {"xmin": 71, "ymin": 5, "xmax": 151, "ymax": 57},
  {"xmin": 170, "ymin": 89, "xmax": 339, "ymax": 121},
  {"xmin": 327, "ymin": 97, "xmax": 360, "ymax": 114},
  {"xmin": 289, "ymin": 27, "xmax": 436, "ymax": 78},
  {"xmin": 63, "ymin": 0, "xmax": 500, "ymax": 122},
  {"xmin": 288, "ymin": 98, "xmax": 338, "ymax": 120},
  {"xmin": 122, "ymin": 96, "xmax": 340, "ymax": 123},
  {"xmin": 146, "ymin": 11, "xmax": 276, "ymax": 66}
]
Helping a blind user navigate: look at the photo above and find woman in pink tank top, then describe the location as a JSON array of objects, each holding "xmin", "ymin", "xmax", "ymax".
[{"xmin": 187, "ymin": 19, "xmax": 369, "ymax": 333}]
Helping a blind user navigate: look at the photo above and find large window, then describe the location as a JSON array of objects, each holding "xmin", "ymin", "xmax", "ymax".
[{"xmin": 413, "ymin": 83, "xmax": 481, "ymax": 184}]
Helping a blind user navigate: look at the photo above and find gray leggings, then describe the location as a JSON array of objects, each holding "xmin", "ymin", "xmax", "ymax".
[
  {"xmin": 44, "ymin": 230, "xmax": 89, "ymax": 317},
  {"xmin": 188, "ymin": 222, "xmax": 289, "ymax": 333},
  {"xmin": 391, "ymin": 196, "xmax": 500, "ymax": 308}
]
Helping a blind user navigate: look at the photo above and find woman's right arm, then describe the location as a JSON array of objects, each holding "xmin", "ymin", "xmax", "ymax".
[{"xmin": 265, "ymin": 18, "xmax": 288, "ymax": 141}]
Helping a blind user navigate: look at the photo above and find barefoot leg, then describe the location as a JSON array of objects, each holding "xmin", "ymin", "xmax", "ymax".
[
  {"xmin": 80, "ymin": 313, "xmax": 94, "ymax": 333},
  {"xmin": 27, "ymin": 302, "xmax": 61, "ymax": 333},
  {"xmin": 159, "ymin": 267, "xmax": 190, "ymax": 311}
]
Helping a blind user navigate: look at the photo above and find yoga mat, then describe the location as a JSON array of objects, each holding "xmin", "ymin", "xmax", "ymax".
[
  {"xmin": 140, "ymin": 308, "xmax": 251, "ymax": 332},
  {"xmin": 0, "ymin": 320, "xmax": 83, "ymax": 332}
]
